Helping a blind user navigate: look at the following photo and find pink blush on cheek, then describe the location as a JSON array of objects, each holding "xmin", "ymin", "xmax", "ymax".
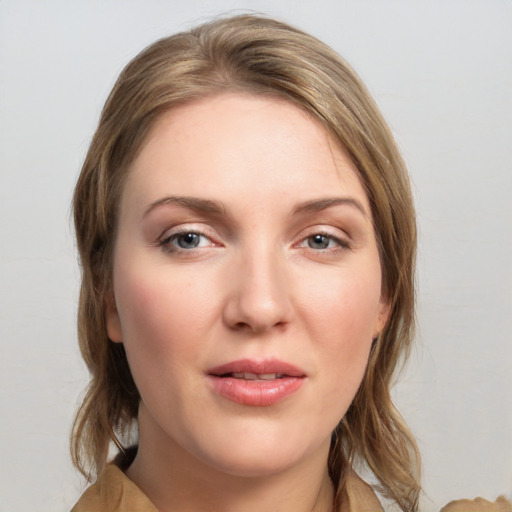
[{"xmin": 114, "ymin": 265, "xmax": 213, "ymax": 352}]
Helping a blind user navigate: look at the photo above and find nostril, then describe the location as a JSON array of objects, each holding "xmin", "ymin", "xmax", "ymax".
[
  {"xmin": 233, "ymin": 321, "xmax": 252, "ymax": 331},
  {"xmin": 231, "ymin": 319, "xmax": 287, "ymax": 333}
]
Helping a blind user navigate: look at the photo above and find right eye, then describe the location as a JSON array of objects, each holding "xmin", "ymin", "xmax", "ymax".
[{"xmin": 159, "ymin": 230, "xmax": 213, "ymax": 253}]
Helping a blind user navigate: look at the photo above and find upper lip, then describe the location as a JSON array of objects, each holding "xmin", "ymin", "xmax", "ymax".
[{"xmin": 207, "ymin": 358, "xmax": 306, "ymax": 378}]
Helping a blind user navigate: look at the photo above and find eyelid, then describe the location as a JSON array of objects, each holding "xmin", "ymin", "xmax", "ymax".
[
  {"xmin": 158, "ymin": 221, "xmax": 216, "ymax": 239},
  {"xmin": 294, "ymin": 225, "xmax": 352, "ymax": 250},
  {"xmin": 157, "ymin": 223, "xmax": 221, "ymax": 252}
]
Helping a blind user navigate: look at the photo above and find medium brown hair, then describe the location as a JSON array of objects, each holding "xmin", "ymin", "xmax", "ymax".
[{"xmin": 72, "ymin": 14, "xmax": 420, "ymax": 511}]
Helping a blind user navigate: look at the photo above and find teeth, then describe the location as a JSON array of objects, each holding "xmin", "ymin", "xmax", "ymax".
[
  {"xmin": 259, "ymin": 373, "xmax": 278, "ymax": 380},
  {"xmin": 231, "ymin": 372, "xmax": 282, "ymax": 380}
]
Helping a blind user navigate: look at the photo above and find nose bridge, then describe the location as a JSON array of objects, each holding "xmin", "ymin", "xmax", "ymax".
[{"xmin": 225, "ymin": 238, "xmax": 291, "ymax": 332}]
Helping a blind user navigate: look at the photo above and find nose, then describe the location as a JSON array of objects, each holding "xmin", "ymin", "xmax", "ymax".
[{"xmin": 222, "ymin": 249, "xmax": 293, "ymax": 334}]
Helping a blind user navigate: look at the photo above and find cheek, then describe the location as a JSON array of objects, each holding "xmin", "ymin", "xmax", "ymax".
[
  {"xmin": 303, "ymin": 268, "xmax": 382, "ymax": 341},
  {"xmin": 112, "ymin": 256, "xmax": 232, "ymax": 393},
  {"xmin": 298, "ymin": 268, "xmax": 381, "ymax": 399},
  {"xmin": 113, "ymin": 266, "xmax": 205, "ymax": 373},
  {"xmin": 112, "ymin": 271, "xmax": 208, "ymax": 426}
]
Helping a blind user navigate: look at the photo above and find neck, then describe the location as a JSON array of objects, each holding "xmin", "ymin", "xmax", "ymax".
[{"xmin": 126, "ymin": 410, "xmax": 334, "ymax": 512}]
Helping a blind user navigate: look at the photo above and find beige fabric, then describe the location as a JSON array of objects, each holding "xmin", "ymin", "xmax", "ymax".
[
  {"xmin": 71, "ymin": 464, "xmax": 511, "ymax": 512},
  {"xmin": 440, "ymin": 496, "xmax": 512, "ymax": 512},
  {"xmin": 71, "ymin": 465, "xmax": 158, "ymax": 512},
  {"xmin": 71, "ymin": 465, "xmax": 383, "ymax": 512}
]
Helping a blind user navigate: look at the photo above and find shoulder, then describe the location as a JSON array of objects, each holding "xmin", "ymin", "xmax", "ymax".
[
  {"xmin": 440, "ymin": 496, "xmax": 511, "ymax": 512},
  {"xmin": 340, "ymin": 471, "xmax": 511, "ymax": 512},
  {"xmin": 70, "ymin": 465, "xmax": 158, "ymax": 512}
]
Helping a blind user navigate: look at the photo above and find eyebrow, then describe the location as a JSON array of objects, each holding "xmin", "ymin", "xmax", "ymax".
[
  {"xmin": 144, "ymin": 195, "xmax": 226, "ymax": 217},
  {"xmin": 292, "ymin": 197, "xmax": 368, "ymax": 218},
  {"xmin": 144, "ymin": 195, "xmax": 368, "ymax": 219}
]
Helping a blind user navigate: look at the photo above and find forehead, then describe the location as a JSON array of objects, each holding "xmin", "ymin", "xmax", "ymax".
[{"xmin": 122, "ymin": 93, "xmax": 370, "ymax": 215}]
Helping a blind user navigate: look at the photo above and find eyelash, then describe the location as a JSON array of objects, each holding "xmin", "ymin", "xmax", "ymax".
[
  {"xmin": 158, "ymin": 228, "xmax": 216, "ymax": 254},
  {"xmin": 297, "ymin": 231, "xmax": 351, "ymax": 252},
  {"xmin": 157, "ymin": 228, "xmax": 351, "ymax": 255}
]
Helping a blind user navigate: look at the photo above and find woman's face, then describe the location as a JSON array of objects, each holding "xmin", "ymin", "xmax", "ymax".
[{"xmin": 107, "ymin": 93, "xmax": 389, "ymax": 477}]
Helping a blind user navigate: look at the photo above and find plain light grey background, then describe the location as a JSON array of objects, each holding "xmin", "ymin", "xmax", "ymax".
[{"xmin": 0, "ymin": 1, "xmax": 510, "ymax": 510}]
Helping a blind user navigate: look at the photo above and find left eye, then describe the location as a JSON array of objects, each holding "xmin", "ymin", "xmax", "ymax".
[{"xmin": 301, "ymin": 233, "xmax": 345, "ymax": 250}]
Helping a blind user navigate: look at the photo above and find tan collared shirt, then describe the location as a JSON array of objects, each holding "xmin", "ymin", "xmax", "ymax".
[
  {"xmin": 71, "ymin": 465, "xmax": 511, "ymax": 512},
  {"xmin": 70, "ymin": 465, "xmax": 383, "ymax": 512}
]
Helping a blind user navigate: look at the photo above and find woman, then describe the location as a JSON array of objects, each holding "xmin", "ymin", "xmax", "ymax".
[{"xmin": 70, "ymin": 14, "xmax": 509, "ymax": 512}]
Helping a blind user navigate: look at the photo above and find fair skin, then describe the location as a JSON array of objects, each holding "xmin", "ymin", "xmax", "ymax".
[{"xmin": 106, "ymin": 93, "xmax": 389, "ymax": 512}]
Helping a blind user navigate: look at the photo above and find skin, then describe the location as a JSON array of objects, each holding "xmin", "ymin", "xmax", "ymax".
[{"xmin": 106, "ymin": 93, "xmax": 389, "ymax": 512}]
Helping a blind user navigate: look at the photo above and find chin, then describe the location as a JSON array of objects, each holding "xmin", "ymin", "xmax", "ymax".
[
  {"xmin": 201, "ymin": 449, "xmax": 304, "ymax": 479},
  {"xmin": 189, "ymin": 426, "xmax": 329, "ymax": 479}
]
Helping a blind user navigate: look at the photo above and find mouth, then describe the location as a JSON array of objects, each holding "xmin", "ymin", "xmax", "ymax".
[
  {"xmin": 206, "ymin": 359, "xmax": 305, "ymax": 406},
  {"xmin": 208, "ymin": 358, "xmax": 305, "ymax": 379},
  {"xmin": 223, "ymin": 372, "xmax": 287, "ymax": 380}
]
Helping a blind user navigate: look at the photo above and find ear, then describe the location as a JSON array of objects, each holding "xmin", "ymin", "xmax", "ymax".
[
  {"xmin": 105, "ymin": 290, "xmax": 123, "ymax": 343},
  {"xmin": 372, "ymin": 295, "xmax": 391, "ymax": 339}
]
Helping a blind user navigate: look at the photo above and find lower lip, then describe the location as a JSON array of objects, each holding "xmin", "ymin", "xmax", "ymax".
[{"xmin": 207, "ymin": 376, "xmax": 304, "ymax": 406}]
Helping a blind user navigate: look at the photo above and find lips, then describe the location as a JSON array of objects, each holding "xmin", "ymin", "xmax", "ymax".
[{"xmin": 207, "ymin": 359, "xmax": 305, "ymax": 406}]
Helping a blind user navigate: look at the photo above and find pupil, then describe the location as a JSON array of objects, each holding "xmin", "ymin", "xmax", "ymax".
[
  {"xmin": 178, "ymin": 233, "xmax": 199, "ymax": 248},
  {"xmin": 309, "ymin": 235, "xmax": 329, "ymax": 249}
]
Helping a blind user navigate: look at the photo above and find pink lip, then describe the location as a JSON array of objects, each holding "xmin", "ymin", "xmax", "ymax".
[{"xmin": 206, "ymin": 359, "xmax": 306, "ymax": 407}]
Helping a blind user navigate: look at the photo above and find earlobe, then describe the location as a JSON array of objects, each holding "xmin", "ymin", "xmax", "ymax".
[{"xmin": 105, "ymin": 291, "xmax": 123, "ymax": 343}]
